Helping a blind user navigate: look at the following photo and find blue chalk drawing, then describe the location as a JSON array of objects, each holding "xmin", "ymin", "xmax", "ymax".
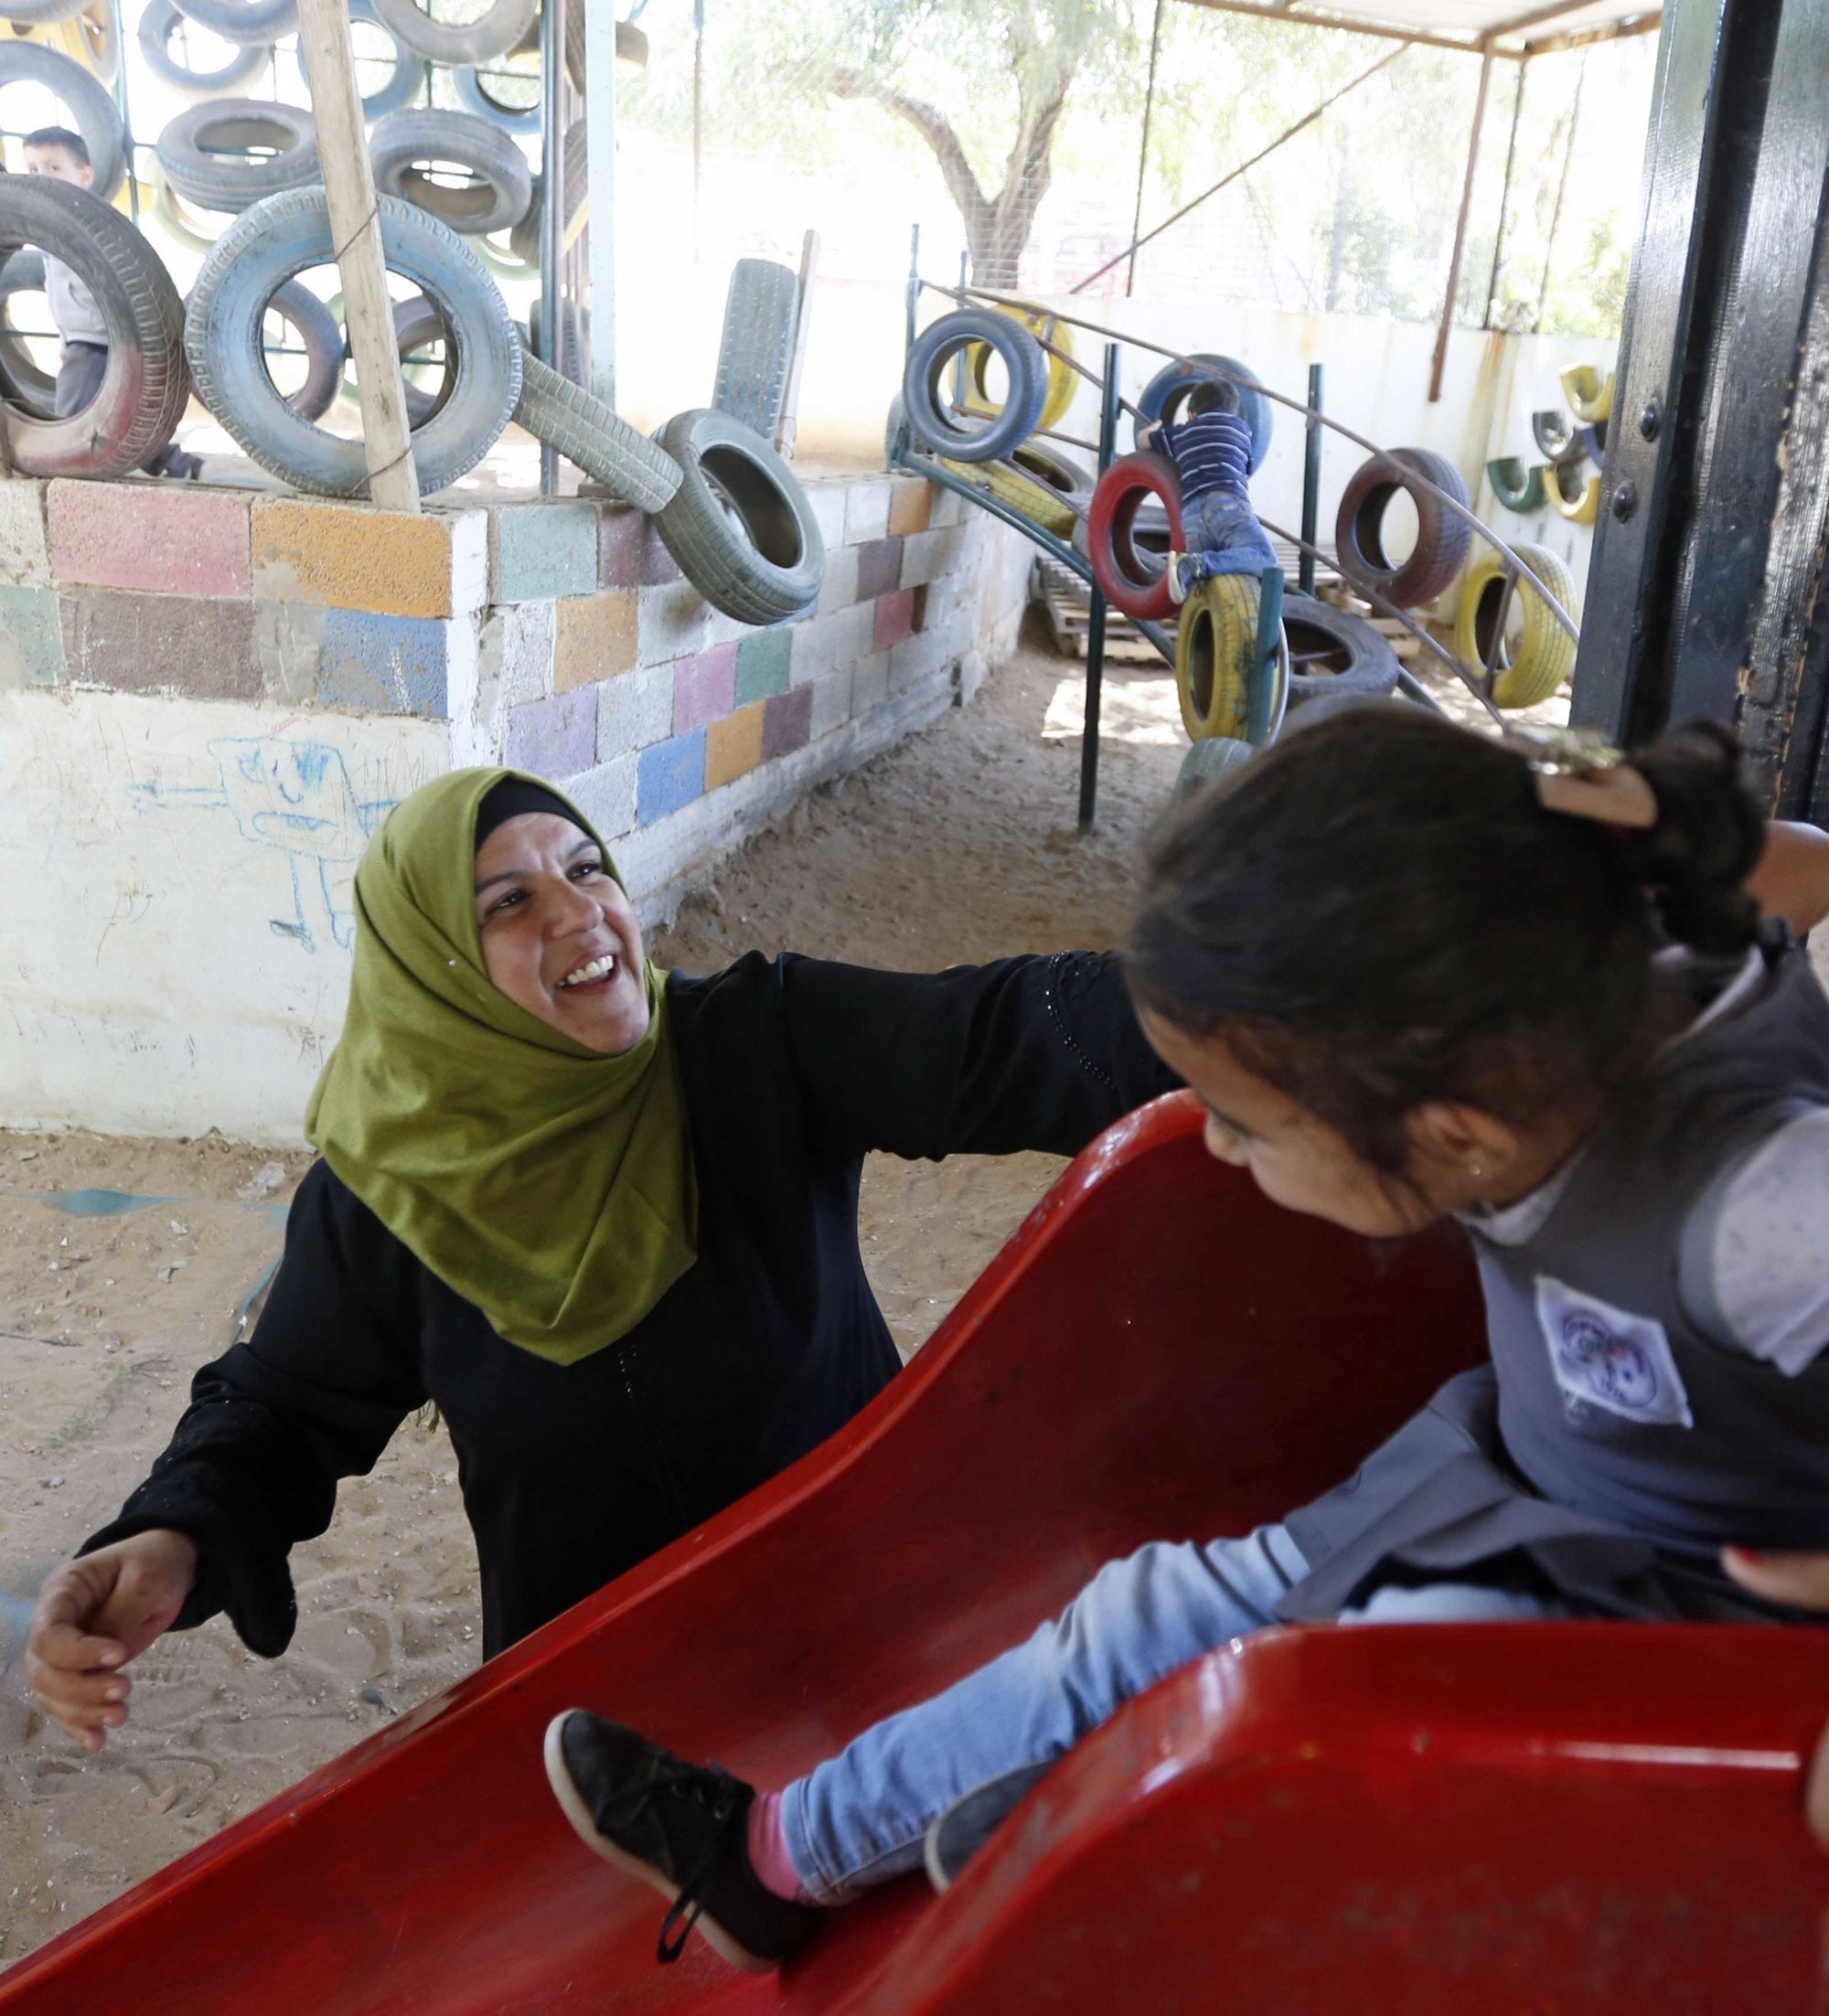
[{"xmin": 131, "ymin": 737, "xmax": 398, "ymax": 953}]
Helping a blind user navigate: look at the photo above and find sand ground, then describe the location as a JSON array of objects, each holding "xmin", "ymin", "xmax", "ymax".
[{"xmin": 0, "ymin": 627, "xmax": 1185, "ymax": 1966}]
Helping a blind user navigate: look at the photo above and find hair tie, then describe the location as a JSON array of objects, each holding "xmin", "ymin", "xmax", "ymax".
[{"xmin": 1504, "ymin": 725, "xmax": 1659, "ymax": 830}]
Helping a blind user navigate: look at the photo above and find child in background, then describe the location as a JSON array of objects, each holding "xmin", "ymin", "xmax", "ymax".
[
  {"xmin": 1138, "ymin": 376, "xmax": 1278, "ymax": 604},
  {"xmin": 541, "ymin": 709, "xmax": 1829, "ymax": 1973},
  {"xmin": 22, "ymin": 127, "xmax": 202, "ymax": 480}
]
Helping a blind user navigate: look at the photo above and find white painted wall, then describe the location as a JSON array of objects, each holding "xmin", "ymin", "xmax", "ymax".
[
  {"xmin": 0, "ymin": 503, "xmax": 1030, "ymax": 1147},
  {"xmin": 0, "ymin": 691, "xmax": 448, "ymax": 1144}
]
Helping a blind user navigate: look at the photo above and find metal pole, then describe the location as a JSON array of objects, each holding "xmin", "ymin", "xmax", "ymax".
[
  {"xmin": 691, "ymin": 0, "xmax": 704, "ymax": 262},
  {"xmin": 1483, "ymin": 59, "xmax": 1525, "ymax": 328},
  {"xmin": 585, "ymin": 0, "xmax": 615, "ymax": 408},
  {"xmin": 105, "ymin": 0, "xmax": 137, "ymax": 221},
  {"xmin": 539, "ymin": 0, "xmax": 564, "ymax": 493},
  {"xmin": 1077, "ymin": 341, "xmax": 1121, "ymax": 831},
  {"xmin": 1531, "ymin": 50, "xmax": 1586, "ymax": 335},
  {"xmin": 905, "ymin": 222, "xmax": 920, "ymax": 357},
  {"xmin": 1428, "ymin": 44, "xmax": 1493, "ymax": 402},
  {"xmin": 1073, "ymin": 46, "xmax": 1408, "ymax": 295},
  {"xmin": 1127, "ymin": 0, "xmax": 1164, "ymax": 299},
  {"xmin": 1300, "ymin": 362, "xmax": 1322, "ymax": 595},
  {"xmin": 952, "ymin": 249, "xmax": 969, "ymax": 408}
]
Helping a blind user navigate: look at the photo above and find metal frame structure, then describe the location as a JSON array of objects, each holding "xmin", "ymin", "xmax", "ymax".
[
  {"xmin": 1100, "ymin": 0, "xmax": 1663, "ymax": 397},
  {"xmin": 1569, "ymin": 0, "xmax": 1829, "ymax": 819}
]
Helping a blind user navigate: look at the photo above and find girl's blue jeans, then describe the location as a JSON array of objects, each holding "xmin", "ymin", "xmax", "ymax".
[{"xmin": 780, "ymin": 1521, "xmax": 1563, "ymax": 1902}]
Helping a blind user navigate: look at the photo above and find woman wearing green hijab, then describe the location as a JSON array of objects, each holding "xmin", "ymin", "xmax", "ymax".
[{"xmin": 27, "ymin": 767, "xmax": 1178, "ymax": 1752}]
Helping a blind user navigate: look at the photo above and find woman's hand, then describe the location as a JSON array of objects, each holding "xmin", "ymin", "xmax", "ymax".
[
  {"xmin": 1722, "ymin": 1545, "xmax": 1829, "ymax": 1848},
  {"xmin": 25, "ymin": 1530, "xmax": 198, "ymax": 1753}
]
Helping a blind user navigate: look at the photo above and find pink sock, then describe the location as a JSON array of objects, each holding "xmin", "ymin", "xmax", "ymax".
[{"xmin": 745, "ymin": 1790, "xmax": 810, "ymax": 1904}]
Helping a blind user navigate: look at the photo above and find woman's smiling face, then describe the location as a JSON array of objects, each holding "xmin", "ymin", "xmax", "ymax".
[{"xmin": 473, "ymin": 812, "xmax": 651, "ymax": 1054}]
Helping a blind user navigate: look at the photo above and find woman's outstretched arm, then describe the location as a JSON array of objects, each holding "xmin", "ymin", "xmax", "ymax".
[
  {"xmin": 28, "ymin": 1162, "xmax": 427, "ymax": 1745},
  {"xmin": 781, "ymin": 950, "xmax": 1181, "ymax": 1165}
]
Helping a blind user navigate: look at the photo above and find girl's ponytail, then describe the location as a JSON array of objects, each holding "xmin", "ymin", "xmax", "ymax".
[{"xmin": 1618, "ymin": 720, "xmax": 1764, "ymax": 955}]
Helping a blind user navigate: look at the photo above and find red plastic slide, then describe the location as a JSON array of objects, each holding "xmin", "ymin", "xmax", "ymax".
[{"xmin": 5, "ymin": 1093, "xmax": 1826, "ymax": 2011}]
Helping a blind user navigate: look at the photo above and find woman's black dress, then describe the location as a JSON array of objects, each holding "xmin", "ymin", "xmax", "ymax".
[{"xmin": 85, "ymin": 952, "xmax": 1177, "ymax": 1656}]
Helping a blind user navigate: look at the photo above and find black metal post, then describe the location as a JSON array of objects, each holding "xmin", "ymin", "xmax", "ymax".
[
  {"xmin": 1077, "ymin": 342, "xmax": 1121, "ymax": 831},
  {"xmin": 1569, "ymin": 0, "xmax": 1829, "ymax": 818},
  {"xmin": 1300, "ymin": 362, "xmax": 1323, "ymax": 595}
]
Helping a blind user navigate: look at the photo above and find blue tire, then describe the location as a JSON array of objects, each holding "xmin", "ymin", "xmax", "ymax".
[
  {"xmin": 1134, "ymin": 353, "xmax": 1272, "ymax": 472},
  {"xmin": 185, "ymin": 189, "xmax": 520, "ymax": 498},
  {"xmin": 142, "ymin": 0, "xmax": 272, "ymax": 100},
  {"xmin": 290, "ymin": 0, "xmax": 425, "ymax": 120},
  {"xmin": 901, "ymin": 307, "xmax": 1047, "ymax": 464},
  {"xmin": 455, "ymin": 61, "xmax": 542, "ymax": 135},
  {"xmin": 0, "ymin": 44, "xmax": 125, "ymax": 201}
]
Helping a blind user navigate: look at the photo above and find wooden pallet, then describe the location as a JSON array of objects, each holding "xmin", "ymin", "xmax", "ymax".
[
  {"xmin": 1032, "ymin": 557, "xmax": 1164, "ymax": 663},
  {"xmin": 1313, "ymin": 576, "xmax": 1425, "ymax": 660}
]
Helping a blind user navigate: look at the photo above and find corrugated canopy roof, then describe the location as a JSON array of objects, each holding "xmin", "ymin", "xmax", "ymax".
[{"xmin": 1181, "ymin": 0, "xmax": 1661, "ymax": 58}]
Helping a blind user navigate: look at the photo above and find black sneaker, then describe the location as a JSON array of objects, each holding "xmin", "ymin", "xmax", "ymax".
[
  {"xmin": 923, "ymin": 1760, "xmax": 1054, "ymax": 1893},
  {"xmin": 543, "ymin": 1711, "xmax": 818, "ymax": 1973}
]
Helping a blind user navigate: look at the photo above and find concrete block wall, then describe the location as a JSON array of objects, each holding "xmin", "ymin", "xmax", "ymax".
[{"xmin": 0, "ymin": 470, "xmax": 1014, "ymax": 1141}]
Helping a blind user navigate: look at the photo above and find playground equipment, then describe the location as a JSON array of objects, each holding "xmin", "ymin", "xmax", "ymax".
[
  {"xmin": 888, "ymin": 241, "xmax": 1587, "ymax": 822},
  {"xmin": 5, "ymin": 1092, "xmax": 1828, "ymax": 2012}
]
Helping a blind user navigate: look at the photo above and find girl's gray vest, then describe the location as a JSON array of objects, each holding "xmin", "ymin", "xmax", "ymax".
[{"xmin": 1279, "ymin": 939, "xmax": 1829, "ymax": 1624}]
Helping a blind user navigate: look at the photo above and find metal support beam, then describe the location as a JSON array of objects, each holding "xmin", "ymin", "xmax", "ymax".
[
  {"xmin": 539, "ymin": 0, "xmax": 564, "ymax": 493},
  {"xmin": 1128, "ymin": 0, "xmax": 1164, "ymax": 298},
  {"xmin": 1073, "ymin": 45, "xmax": 1408, "ymax": 294},
  {"xmin": 1483, "ymin": 60, "xmax": 1525, "ymax": 326},
  {"xmin": 1077, "ymin": 343, "xmax": 1123, "ymax": 831},
  {"xmin": 1176, "ymin": 0, "xmax": 1499, "ymax": 56},
  {"xmin": 1572, "ymin": 0, "xmax": 1829, "ymax": 825},
  {"xmin": 105, "ymin": 0, "xmax": 136, "ymax": 220},
  {"xmin": 1529, "ymin": 51, "xmax": 1585, "ymax": 332},
  {"xmin": 1428, "ymin": 46, "xmax": 1493, "ymax": 403},
  {"xmin": 691, "ymin": 0, "xmax": 704, "ymax": 261},
  {"xmin": 1521, "ymin": 13, "xmax": 1663, "ymax": 57},
  {"xmin": 585, "ymin": 0, "xmax": 616, "ymax": 409},
  {"xmin": 1570, "ymin": 0, "xmax": 1776, "ymax": 744}
]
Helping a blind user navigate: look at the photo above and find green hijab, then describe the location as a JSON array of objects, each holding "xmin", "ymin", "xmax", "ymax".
[{"xmin": 305, "ymin": 767, "xmax": 698, "ymax": 1367}]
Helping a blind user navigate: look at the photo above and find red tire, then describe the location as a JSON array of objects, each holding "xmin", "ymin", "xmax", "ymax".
[{"xmin": 1087, "ymin": 451, "xmax": 1185, "ymax": 621}]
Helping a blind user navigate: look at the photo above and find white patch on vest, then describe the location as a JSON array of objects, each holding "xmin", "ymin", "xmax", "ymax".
[{"xmin": 1533, "ymin": 1277, "xmax": 1695, "ymax": 1429}]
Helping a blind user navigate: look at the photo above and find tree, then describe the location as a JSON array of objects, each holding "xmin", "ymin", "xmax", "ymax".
[{"xmin": 814, "ymin": 0, "xmax": 1138, "ymax": 287}]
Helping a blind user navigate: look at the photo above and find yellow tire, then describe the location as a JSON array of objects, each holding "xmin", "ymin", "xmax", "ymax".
[
  {"xmin": 943, "ymin": 441, "xmax": 1091, "ymax": 538},
  {"xmin": 1454, "ymin": 543, "xmax": 1579, "ymax": 710},
  {"xmin": 1549, "ymin": 463, "xmax": 1601, "ymax": 523},
  {"xmin": 1561, "ymin": 365, "xmax": 1613, "ymax": 425},
  {"xmin": 1176, "ymin": 574, "xmax": 1257, "ymax": 742},
  {"xmin": 962, "ymin": 307, "xmax": 1075, "ymax": 439}
]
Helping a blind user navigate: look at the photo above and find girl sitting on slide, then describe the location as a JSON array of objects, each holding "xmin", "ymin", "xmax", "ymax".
[{"xmin": 542, "ymin": 709, "xmax": 1829, "ymax": 1973}]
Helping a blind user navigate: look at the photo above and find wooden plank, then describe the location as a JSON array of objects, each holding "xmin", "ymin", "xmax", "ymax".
[
  {"xmin": 775, "ymin": 229, "xmax": 819, "ymax": 460},
  {"xmin": 296, "ymin": 0, "xmax": 418, "ymax": 511}
]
